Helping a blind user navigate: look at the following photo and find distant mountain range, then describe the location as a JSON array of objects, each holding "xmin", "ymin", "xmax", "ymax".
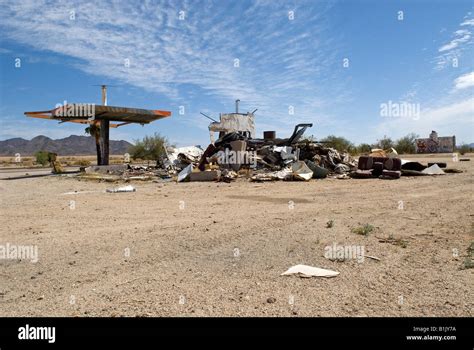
[{"xmin": 0, "ymin": 135, "xmax": 133, "ymax": 156}]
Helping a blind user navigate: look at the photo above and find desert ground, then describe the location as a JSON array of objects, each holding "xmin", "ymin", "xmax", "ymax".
[{"xmin": 0, "ymin": 154, "xmax": 472, "ymax": 317}]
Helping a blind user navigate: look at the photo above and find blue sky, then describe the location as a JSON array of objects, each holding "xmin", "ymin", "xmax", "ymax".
[{"xmin": 0, "ymin": 0, "xmax": 473, "ymax": 147}]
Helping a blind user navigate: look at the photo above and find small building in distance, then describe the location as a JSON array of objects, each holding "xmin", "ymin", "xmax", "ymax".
[{"xmin": 415, "ymin": 130, "xmax": 456, "ymax": 153}]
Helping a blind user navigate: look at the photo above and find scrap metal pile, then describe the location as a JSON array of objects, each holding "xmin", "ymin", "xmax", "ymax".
[
  {"xmin": 168, "ymin": 125, "xmax": 457, "ymax": 182},
  {"xmin": 80, "ymin": 140, "xmax": 456, "ymax": 182},
  {"xmin": 79, "ymin": 110, "xmax": 459, "ymax": 182},
  {"xmin": 172, "ymin": 123, "xmax": 361, "ymax": 182}
]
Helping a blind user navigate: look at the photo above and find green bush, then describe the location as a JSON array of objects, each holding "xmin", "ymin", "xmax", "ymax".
[
  {"xmin": 74, "ymin": 159, "xmax": 92, "ymax": 166},
  {"xmin": 375, "ymin": 136, "xmax": 394, "ymax": 150},
  {"xmin": 457, "ymin": 144, "xmax": 471, "ymax": 155},
  {"xmin": 357, "ymin": 143, "xmax": 372, "ymax": 154},
  {"xmin": 128, "ymin": 133, "xmax": 168, "ymax": 164},
  {"xmin": 320, "ymin": 135, "xmax": 354, "ymax": 153},
  {"xmin": 395, "ymin": 133, "xmax": 418, "ymax": 154},
  {"xmin": 352, "ymin": 224, "xmax": 374, "ymax": 236},
  {"xmin": 35, "ymin": 151, "xmax": 50, "ymax": 166},
  {"xmin": 463, "ymin": 242, "xmax": 474, "ymax": 269}
]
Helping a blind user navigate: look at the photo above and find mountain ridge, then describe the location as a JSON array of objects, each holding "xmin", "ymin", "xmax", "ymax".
[{"xmin": 0, "ymin": 135, "xmax": 133, "ymax": 156}]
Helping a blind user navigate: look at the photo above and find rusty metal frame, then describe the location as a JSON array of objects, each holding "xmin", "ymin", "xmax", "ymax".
[{"xmin": 24, "ymin": 104, "xmax": 172, "ymax": 165}]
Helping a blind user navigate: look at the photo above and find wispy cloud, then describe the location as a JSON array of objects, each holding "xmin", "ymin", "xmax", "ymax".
[
  {"xmin": 438, "ymin": 33, "xmax": 471, "ymax": 52},
  {"xmin": 1, "ymin": 1, "xmax": 472, "ymax": 145},
  {"xmin": 453, "ymin": 71, "xmax": 474, "ymax": 90},
  {"xmin": 0, "ymin": 0, "xmax": 343, "ymax": 132},
  {"xmin": 461, "ymin": 18, "xmax": 474, "ymax": 26},
  {"xmin": 435, "ymin": 13, "xmax": 474, "ymax": 70},
  {"xmin": 373, "ymin": 97, "xmax": 474, "ymax": 144}
]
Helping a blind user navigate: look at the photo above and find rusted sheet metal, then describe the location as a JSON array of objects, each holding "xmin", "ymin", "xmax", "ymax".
[
  {"xmin": 25, "ymin": 104, "xmax": 171, "ymax": 125},
  {"xmin": 208, "ymin": 112, "xmax": 255, "ymax": 142}
]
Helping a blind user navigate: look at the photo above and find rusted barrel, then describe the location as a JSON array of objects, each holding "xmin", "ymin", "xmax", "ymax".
[{"xmin": 263, "ymin": 131, "xmax": 276, "ymax": 140}]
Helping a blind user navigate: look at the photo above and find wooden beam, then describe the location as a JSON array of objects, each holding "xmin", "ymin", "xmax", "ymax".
[{"xmin": 99, "ymin": 120, "xmax": 110, "ymax": 165}]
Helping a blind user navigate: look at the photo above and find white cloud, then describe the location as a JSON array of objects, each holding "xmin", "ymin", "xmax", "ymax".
[
  {"xmin": 454, "ymin": 29, "xmax": 470, "ymax": 35},
  {"xmin": 373, "ymin": 98, "xmax": 474, "ymax": 143},
  {"xmin": 439, "ymin": 34, "xmax": 471, "ymax": 52},
  {"xmin": 461, "ymin": 19, "xmax": 474, "ymax": 26},
  {"xmin": 0, "ymin": 0, "xmax": 343, "ymax": 131},
  {"xmin": 435, "ymin": 14, "xmax": 473, "ymax": 69},
  {"xmin": 453, "ymin": 71, "xmax": 474, "ymax": 90}
]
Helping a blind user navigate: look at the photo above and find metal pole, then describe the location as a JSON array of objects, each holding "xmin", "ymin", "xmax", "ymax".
[{"xmin": 101, "ymin": 85, "xmax": 107, "ymax": 106}]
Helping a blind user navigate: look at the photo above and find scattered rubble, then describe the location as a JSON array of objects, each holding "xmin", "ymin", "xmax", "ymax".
[
  {"xmin": 443, "ymin": 168, "xmax": 463, "ymax": 174},
  {"xmin": 177, "ymin": 164, "xmax": 193, "ymax": 182},
  {"xmin": 76, "ymin": 140, "xmax": 462, "ymax": 183},
  {"xmin": 365, "ymin": 255, "xmax": 381, "ymax": 261},
  {"xmin": 428, "ymin": 162, "xmax": 447, "ymax": 168},
  {"xmin": 106, "ymin": 185, "xmax": 136, "ymax": 193},
  {"xmin": 164, "ymin": 145, "xmax": 204, "ymax": 171},
  {"xmin": 85, "ymin": 164, "xmax": 128, "ymax": 175},
  {"xmin": 281, "ymin": 265, "xmax": 339, "ymax": 278},
  {"xmin": 189, "ymin": 170, "xmax": 221, "ymax": 182},
  {"xmin": 422, "ymin": 164, "xmax": 446, "ymax": 175},
  {"xmin": 186, "ymin": 124, "xmax": 360, "ymax": 182},
  {"xmin": 354, "ymin": 155, "xmax": 401, "ymax": 179},
  {"xmin": 75, "ymin": 118, "xmax": 462, "ymax": 183}
]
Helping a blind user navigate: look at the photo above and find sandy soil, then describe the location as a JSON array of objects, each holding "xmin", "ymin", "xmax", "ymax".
[{"xmin": 0, "ymin": 155, "xmax": 472, "ymax": 317}]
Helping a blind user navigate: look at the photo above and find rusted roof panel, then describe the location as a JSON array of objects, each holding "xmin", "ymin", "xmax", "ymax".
[{"xmin": 25, "ymin": 104, "xmax": 171, "ymax": 125}]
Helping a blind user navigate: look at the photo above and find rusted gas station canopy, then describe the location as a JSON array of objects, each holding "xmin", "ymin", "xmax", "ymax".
[
  {"xmin": 24, "ymin": 103, "xmax": 172, "ymax": 165},
  {"xmin": 25, "ymin": 104, "xmax": 171, "ymax": 127}
]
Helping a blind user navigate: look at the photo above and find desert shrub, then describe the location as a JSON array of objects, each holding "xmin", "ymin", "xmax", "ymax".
[
  {"xmin": 35, "ymin": 151, "xmax": 50, "ymax": 166},
  {"xmin": 74, "ymin": 159, "xmax": 91, "ymax": 166},
  {"xmin": 352, "ymin": 224, "xmax": 374, "ymax": 236},
  {"xmin": 457, "ymin": 144, "xmax": 471, "ymax": 155},
  {"xmin": 128, "ymin": 133, "xmax": 168, "ymax": 164},
  {"xmin": 320, "ymin": 135, "xmax": 354, "ymax": 153},
  {"xmin": 357, "ymin": 143, "xmax": 372, "ymax": 154},
  {"xmin": 375, "ymin": 136, "xmax": 394, "ymax": 150},
  {"xmin": 463, "ymin": 242, "xmax": 474, "ymax": 269},
  {"xmin": 395, "ymin": 133, "xmax": 418, "ymax": 154}
]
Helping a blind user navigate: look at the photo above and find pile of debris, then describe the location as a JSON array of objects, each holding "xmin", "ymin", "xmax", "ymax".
[
  {"xmin": 80, "ymin": 140, "xmax": 459, "ymax": 183},
  {"xmin": 351, "ymin": 148, "xmax": 456, "ymax": 179},
  {"xmin": 163, "ymin": 145, "xmax": 204, "ymax": 173},
  {"xmin": 171, "ymin": 129, "xmax": 460, "ymax": 182},
  {"xmin": 77, "ymin": 103, "xmax": 460, "ymax": 182},
  {"xmin": 174, "ymin": 123, "xmax": 359, "ymax": 182},
  {"xmin": 352, "ymin": 151, "xmax": 402, "ymax": 180},
  {"xmin": 81, "ymin": 163, "xmax": 170, "ymax": 182},
  {"xmin": 79, "ymin": 145, "xmax": 205, "ymax": 181}
]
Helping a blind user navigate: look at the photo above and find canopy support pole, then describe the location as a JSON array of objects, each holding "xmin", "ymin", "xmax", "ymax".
[
  {"xmin": 99, "ymin": 120, "xmax": 110, "ymax": 165},
  {"xmin": 98, "ymin": 85, "xmax": 109, "ymax": 165}
]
